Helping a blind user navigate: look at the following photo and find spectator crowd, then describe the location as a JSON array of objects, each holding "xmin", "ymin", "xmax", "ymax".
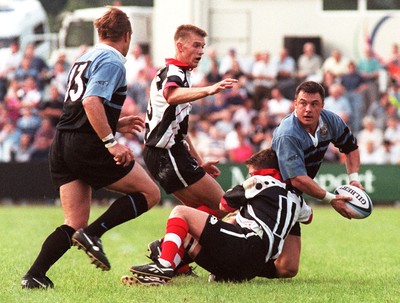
[{"xmin": 1, "ymin": 40, "xmax": 400, "ymax": 165}]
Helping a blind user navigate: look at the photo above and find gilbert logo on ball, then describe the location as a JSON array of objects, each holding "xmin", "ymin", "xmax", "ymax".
[{"xmin": 334, "ymin": 185, "xmax": 373, "ymax": 219}]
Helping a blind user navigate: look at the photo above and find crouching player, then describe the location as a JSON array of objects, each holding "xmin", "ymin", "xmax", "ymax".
[{"xmin": 121, "ymin": 148, "xmax": 312, "ymax": 285}]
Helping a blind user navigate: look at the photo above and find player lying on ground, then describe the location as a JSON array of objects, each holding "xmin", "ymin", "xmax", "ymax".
[{"xmin": 121, "ymin": 148, "xmax": 313, "ymax": 285}]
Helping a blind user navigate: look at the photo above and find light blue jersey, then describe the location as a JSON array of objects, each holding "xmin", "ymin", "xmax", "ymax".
[
  {"xmin": 58, "ymin": 44, "xmax": 127, "ymax": 133},
  {"xmin": 272, "ymin": 109, "xmax": 358, "ymax": 181}
]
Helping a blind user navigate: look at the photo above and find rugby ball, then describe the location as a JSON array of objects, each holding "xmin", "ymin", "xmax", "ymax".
[{"xmin": 334, "ymin": 185, "xmax": 372, "ymax": 219}]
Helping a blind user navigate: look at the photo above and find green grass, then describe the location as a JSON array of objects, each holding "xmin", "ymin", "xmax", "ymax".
[{"xmin": 0, "ymin": 205, "xmax": 399, "ymax": 303}]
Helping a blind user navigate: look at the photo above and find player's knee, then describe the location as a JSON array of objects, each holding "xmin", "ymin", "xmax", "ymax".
[{"xmin": 145, "ymin": 187, "xmax": 161, "ymax": 208}]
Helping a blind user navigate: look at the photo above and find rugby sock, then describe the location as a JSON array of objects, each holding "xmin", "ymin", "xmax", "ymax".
[
  {"xmin": 27, "ymin": 225, "xmax": 75, "ymax": 276},
  {"xmin": 159, "ymin": 217, "xmax": 189, "ymax": 269},
  {"xmin": 197, "ymin": 205, "xmax": 223, "ymax": 219},
  {"xmin": 84, "ymin": 193, "xmax": 148, "ymax": 238}
]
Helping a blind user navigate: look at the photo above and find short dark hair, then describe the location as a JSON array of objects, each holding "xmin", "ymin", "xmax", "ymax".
[
  {"xmin": 174, "ymin": 24, "xmax": 207, "ymax": 42},
  {"xmin": 245, "ymin": 148, "xmax": 279, "ymax": 171},
  {"xmin": 95, "ymin": 7, "xmax": 131, "ymax": 42},
  {"xmin": 295, "ymin": 81, "xmax": 325, "ymax": 101}
]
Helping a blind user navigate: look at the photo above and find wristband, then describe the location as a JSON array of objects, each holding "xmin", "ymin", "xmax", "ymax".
[
  {"xmin": 102, "ymin": 133, "xmax": 114, "ymax": 142},
  {"xmin": 322, "ymin": 191, "xmax": 336, "ymax": 203},
  {"xmin": 105, "ymin": 139, "xmax": 117, "ymax": 148},
  {"xmin": 348, "ymin": 172, "xmax": 359, "ymax": 182}
]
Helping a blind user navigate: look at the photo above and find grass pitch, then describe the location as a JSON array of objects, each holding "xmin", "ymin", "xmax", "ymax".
[{"xmin": 0, "ymin": 204, "xmax": 399, "ymax": 303}]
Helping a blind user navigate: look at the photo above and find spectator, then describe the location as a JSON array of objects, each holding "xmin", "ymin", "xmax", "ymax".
[
  {"xmin": 324, "ymin": 83, "xmax": 352, "ymax": 125},
  {"xmin": 48, "ymin": 60, "xmax": 69, "ymax": 95},
  {"xmin": 219, "ymin": 48, "xmax": 243, "ymax": 76},
  {"xmin": 38, "ymin": 85, "xmax": 64, "ymax": 127},
  {"xmin": 11, "ymin": 133, "xmax": 33, "ymax": 162},
  {"xmin": 359, "ymin": 140, "xmax": 383, "ymax": 164},
  {"xmin": 30, "ymin": 134, "xmax": 51, "ymax": 161},
  {"xmin": 266, "ymin": 87, "xmax": 293, "ymax": 124},
  {"xmin": 357, "ymin": 115, "xmax": 384, "ymax": 150},
  {"xmin": 232, "ymin": 97, "xmax": 257, "ymax": 135},
  {"xmin": 125, "ymin": 44, "xmax": 146, "ymax": 87},
  {"xmin": 3, "ymin": 79, "xmax": 22, "ymax": 122},
  {"xmin": 341, "ymin": 60, "xmax": 366, "ymax": 134},
  {"xmin": 198, "ymin": 46, "xmax": 220, "ymax": 76},
  {"xmin": 0, "ymin": 120, "xmax": 21, "ymax": 162},
  {"xmin": 18, "ymin": 76, "xmax": 42, "ymax": 110},
  {"xmin": 16, "ymin": 108, "xmax": 41, "ymax": 135},
  {"xmin": 276, "ymin": 48, "xmax": 297, "ymax": 99},
  {"xmin": 383, "ymin": 116, "xmax": 400, "ymax": 145},
  {"xmin": 322, "ymin": 49, "xmax": 350, "ymax": 77},
  {"xmin": 127, "ymin": 68, "xmax": 149, "ymax": 113},
  {"xmin": 33, "ymin": 117, "xmax": 56, "ymax": 145},
  {"xmin": 366, "ymin": 92, "xmax": 391, "ymax": 130},
  {"xmin": 386, "ymin": 43, "xmax": 400, "ymax": 85},
  {"xmin": 357, "ymin": 46, "xmax": 383, "ymax": 113},
  {"xmin": 200, "ymin": 124, "xmax": 228, "ymax": 164},
  {"xmin": 297, "ymin": 42, "xmax": 322, "ymax": 82},
  {"xmin": 228, "ymin": 131, "xmax": 254, "ymax": 163},
  {"xmin": 248, "ymin": 112, "xmax": 274, "ymax": 152},
  {"xmin": 14, "ymin": 56, "xmax": 39, "ymax": 84},
  {"xmin": 0, "ymin": 40, "xmax": 22, "ymax": 100},
  {"xmin": 251, "ymin": 51, "xmax": 278, "ymax": 109},
  {"xmin": 23, "ymin": 43, "xmax": 49, "ymax": 89},
  {"xmin": 224, "ymin": 121, "xmax": 243, "ymax": 153},
  {"xmin": 206, "ymin": 59, "xmax": 222, "ymax": 84}
]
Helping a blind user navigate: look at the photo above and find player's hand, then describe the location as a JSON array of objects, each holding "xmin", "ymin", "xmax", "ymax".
[
  {"xmin": 108, "ymin": 143, "xmax": 135, "ymax": 166},
  {"xmin": 209, "ymin": 78, "xmax": 238, "ymax": 95},
  {"xmin": 117, "ymin": 115, "xmax": 145, "ymax": 134},
  {"xmin": 349, "ymin": 180, "xmax": 365, "ymax": 190},
  {"xmin": 202, "ymin": 160, "xmax": 221, "ymax": 178},
  {"xmin": 330, "ymin": 195, "xmax": 354, "ymax": 219}
]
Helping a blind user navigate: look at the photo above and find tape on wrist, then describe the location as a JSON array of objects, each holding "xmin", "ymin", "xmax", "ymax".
[
  {"xmin": 348, "ymin": 172, "xmax": 359, "ymax": 182},
  {"xmin": 323, "ymin": 191, "xmax": 336, "ymax": 203},
  {"xmin": 102, "ymin": 133, "xmax": 114, "ymax": 142},
  {"xmin": 105, "ymin": 139, "xmax": 117, "ymax": 148}
]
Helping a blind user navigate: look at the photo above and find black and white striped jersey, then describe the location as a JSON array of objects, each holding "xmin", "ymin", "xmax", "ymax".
[
  {"xmin": 144, "ymin": 59, "xmax": 193, "ymax": 149},
  {"xmin": 223, "ymin": 175, "xmax": 310, "ymax": 261}
]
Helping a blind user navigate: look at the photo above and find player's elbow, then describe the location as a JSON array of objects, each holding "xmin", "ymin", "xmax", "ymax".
[{"xmin": 277, "ymin": 267, "xmax": 299, "ymax": 278}]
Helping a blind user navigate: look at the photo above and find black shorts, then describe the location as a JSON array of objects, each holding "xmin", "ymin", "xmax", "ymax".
[
  {"xmin": 50, "ymin": 131, "xmax": 134, "ymax": 190},
  {"xmin": 195, "ymin": 215, "xmax": 268, "ymax": 282},
  {"xmin": 143, "ymin": 142, "xmax": 205, "ymax": 194}
]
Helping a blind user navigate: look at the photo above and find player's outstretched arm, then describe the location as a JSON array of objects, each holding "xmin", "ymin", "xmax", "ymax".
[{"xmin": 165, "ymin": 78, "xmax": 238, "ymax": 105}]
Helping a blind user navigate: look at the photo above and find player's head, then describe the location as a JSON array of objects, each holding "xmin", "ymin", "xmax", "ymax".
[
  {"xmin": 174, "ymin": 24, "xmax": 207, "ymax": 43},
  {"xmin": 174, "ymin": 24, "xmax": 207, "ymax": 68},
  {"xmin": 246, "ymin": 148, "xmax": 279, "ymax": 172},
  {"xmin": 294, "ymin": 81, "xmax": 325, "ymax": 131},
  {"xmin": 95, "ymin": 7, "xmax": 132, "ymax": 55},
  {"xmin": 294, "ymin": 81, "xmax": 325, "ymax": 102}
]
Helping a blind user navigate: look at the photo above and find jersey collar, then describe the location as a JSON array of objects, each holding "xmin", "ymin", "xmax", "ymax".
[
  {"xmin": 96, "ymin": 43, "xmax": 127, "ymax": 64},
  {"xmin": 251, "ymin": 168, "xmax": 283, "ymax": 182},
  {"xmin": 165, "ymin": 58, "xmax": 192, "ymax": 70}
]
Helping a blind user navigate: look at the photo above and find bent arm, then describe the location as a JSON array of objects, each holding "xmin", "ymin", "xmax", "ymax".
[
  {"xmin": 290, "ymin": 175, "xmax": 326, "ymax": 200},
  {"xmin": 82, "ymin": 96, "xmax": 113, "ymax": 139}
]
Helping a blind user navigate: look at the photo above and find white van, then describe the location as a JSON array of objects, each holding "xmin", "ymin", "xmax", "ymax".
[
  {"xmin": 0, "ymin": 0, "xmax": 54, "ymax": 58},
  {"xmin": 58, "ymin": 6, "xmax": 153, "ymax": 63}
]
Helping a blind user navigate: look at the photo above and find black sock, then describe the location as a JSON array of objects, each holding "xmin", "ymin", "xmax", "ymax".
[
  {"xmin": 84, "ymin": 193, "xmax": 148, "ymax": 238},
  {"xmin": 27, "ymin": 225, "xmax": 75, "ymax": 277}
]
